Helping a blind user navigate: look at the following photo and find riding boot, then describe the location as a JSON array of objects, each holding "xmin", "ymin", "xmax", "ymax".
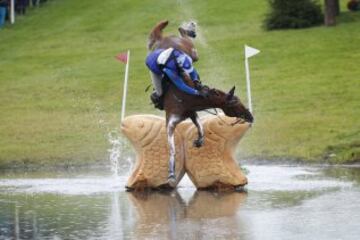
[{"xmin": 150, "ymin": 92, "xmax": 164, "ymax": 110}]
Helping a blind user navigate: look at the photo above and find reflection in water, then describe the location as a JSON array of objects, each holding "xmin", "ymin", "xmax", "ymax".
[
  {"xmin": 14, "ymin": 206, "xmax": 19, "ymax": 239},
  {"xmin": 322, "ymin": 166, "xmax": 360, "ymax": 185},
  {"xmin": 127, "ymin": 190, "xmax": 247, "ymax": 240},
  {"xmin": 0, "ymin": 166, "xmax": 359, "ymax": 239},
  {"xmin": 128, "ymin": 191, "xmax": 186, "ymax": 240},
  {"xmin": 187, "ymin": 191, "xmax": 247, "ymax": 218},
  {"xmin": 108, "ymin": 192, "xmax": 123, "ymax": 239},
  {"xmin": 0, "ymin": 194, "xmax": 113, "ymax": 239},
  {"xmin": 1, "ymin": 189, "xmax": 247, "ymax": 239}
]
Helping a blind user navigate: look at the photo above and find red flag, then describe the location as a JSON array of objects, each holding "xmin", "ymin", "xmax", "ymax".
[{"xmin": 115, "ymin": 52, "xmax": 128, "ymax": 64}]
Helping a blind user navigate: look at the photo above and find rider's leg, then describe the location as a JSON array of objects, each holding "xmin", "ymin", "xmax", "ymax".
[
  {"xmin": 162, "ymin": 68, "xmax": 199, "ymax": 96},
  {"xmin": 190, "ymin": 112, "xmax": 204, "ymax": 148},
  {"xmin": 149, "ymin": 72, "xmax": 165, "ymax": 109},
  {"xmin": 150, "ymin": 72, "xmax": 163, "ymax": 96}
]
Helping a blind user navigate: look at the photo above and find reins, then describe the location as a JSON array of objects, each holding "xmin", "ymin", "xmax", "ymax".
[
  {"xmin": 172, "ymin": 92, "xmax": 183, "ymax": 103},
  {"xmin": 164, "ymin": 83, "xmax": 244, "ymax": 126},
  {"xmin": 171, "ymin": 89, "xmax": 243, "ymax": 127},
  {"xmin": 202, "ymin": 108, "xmax": 239, "ymax": 127}
]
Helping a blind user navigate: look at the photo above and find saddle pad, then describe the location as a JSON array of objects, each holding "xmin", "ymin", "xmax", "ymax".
[{"xmin": 157, "ymin": 48, "xmax": 174, "ymax": 65}]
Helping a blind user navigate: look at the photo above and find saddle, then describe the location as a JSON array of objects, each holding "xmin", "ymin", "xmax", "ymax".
[
  {"xmin": 150, "ymin": 79, "xmax": 209, "ymax": 110},
  {"xmin": 149, "ymin": 48, "xmax": 206, "ymax": 110}
]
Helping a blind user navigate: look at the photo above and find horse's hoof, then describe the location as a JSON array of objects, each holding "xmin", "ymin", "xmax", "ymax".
[
  {"xmin": 193, "ymin": 139, "xmax": 204, "ymax": 148},
  {"xmin": 235, "ymin": 185, "xmax": 247, "ymax": 192},
  {"xmin": 167, "ymin": 175, "xmax": 177, "ymax": 188}
]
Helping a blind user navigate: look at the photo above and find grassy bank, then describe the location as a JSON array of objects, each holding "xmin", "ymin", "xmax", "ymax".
[{"xmin": 0, "ymin": 0, "xmax": 359, "ymax": 168}]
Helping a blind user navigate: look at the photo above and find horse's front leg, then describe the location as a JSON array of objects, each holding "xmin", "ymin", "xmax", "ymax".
[
  {"xmin": 166, "ymin": 114, "xmax": 182, "ymax": 186},
  {"xmin": 190, "ymin": 112, "xmax": 204, "ymax": 148}
]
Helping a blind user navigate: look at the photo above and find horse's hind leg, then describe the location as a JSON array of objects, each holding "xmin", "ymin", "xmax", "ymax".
[
  {"xmin": 166, "ymin": 114, "xmax": 181, "ymax": 187},
  {"xmin": 190, "ymin": 112, "xmax": 204, "ymax": 148}
]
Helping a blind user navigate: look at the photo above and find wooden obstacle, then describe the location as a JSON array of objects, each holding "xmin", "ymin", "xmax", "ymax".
[
  {"xmin": 121, "ymin": 115, "xmax": 185, "ymax": 189},
  {"xmin": 184, "ymin": 115, "xmax": 250, "ymax": 190},
  {"xmin": 121, "ymin": 114, "xmax": 250, "ymax": 190}
]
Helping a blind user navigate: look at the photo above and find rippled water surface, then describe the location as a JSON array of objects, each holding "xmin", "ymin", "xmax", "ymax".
[{"xmin": 0, "ymin": 165, "xmax": 359, "ymax": 240}]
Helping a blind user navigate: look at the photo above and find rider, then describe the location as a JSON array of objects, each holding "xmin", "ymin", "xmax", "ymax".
[
  {"xmin": 145, "ymin": 47, "xmax": 206, "ymax": 109},
  {"xmin": 179, "ymin": 20, "xmax": 197, "ymax": 38}
]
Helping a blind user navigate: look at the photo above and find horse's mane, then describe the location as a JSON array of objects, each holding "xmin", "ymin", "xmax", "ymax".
[
  {"xmin": 207, "ymin": 87, "xmax": 242, "ymax": 110},
  {"xmin": 168, "ymin": 82, "xmax": 239, "ymax": 106}
]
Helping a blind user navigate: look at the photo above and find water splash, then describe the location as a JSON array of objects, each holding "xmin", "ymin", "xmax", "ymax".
[
  {"xmin": 176, "ymin": 0, "xmax": 231, "ymax": 86},
  {"xmin": 176, "ymin": 1, "xmax": 208, "ymax": 47},
  {"xmin": 107, "ymin": 131, "xmax": 134, "ymax": 178},
  {"xmin": 108, "ymin": 131, "xmax": 122, "ymax": 177},
  {"xmin": 94, "ymin": 101, "xmax": 134, "ymax": 178}
]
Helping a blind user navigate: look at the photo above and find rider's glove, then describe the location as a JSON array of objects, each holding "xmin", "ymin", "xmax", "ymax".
[{"xmin": 194, "ymin": 80, "xmax": 203, "ymax": 90}]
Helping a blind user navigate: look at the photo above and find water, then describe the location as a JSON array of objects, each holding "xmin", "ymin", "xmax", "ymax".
[{"xmin": 0, "ymin": 165, "xmax": 359, "ymax": 240}]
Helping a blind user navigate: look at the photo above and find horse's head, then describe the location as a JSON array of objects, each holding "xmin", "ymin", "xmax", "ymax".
[{"xmin": 209, "ymin": 86, "xmax": 254, "ymax": 123}]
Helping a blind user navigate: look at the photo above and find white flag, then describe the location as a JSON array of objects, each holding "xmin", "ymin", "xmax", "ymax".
[{"xmin": 245, "ymin": 45, "xmax": 260, "ymax": 58}]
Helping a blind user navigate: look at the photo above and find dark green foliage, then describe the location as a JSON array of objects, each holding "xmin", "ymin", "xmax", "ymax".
[
  {"xmin": 347, "ymin": 0, "xmax": 360, "ymax": 11},
  {"xmin": 264, "ymin": 0, "xmax": 324, "ymax": 30}
]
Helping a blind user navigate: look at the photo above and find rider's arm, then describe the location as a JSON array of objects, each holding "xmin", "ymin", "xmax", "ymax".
[
  {"xmin": 189, "ymin": 68, "xmax": 200, "ymax": 82},
  {"xmin": 177, "ymin": 54, "xmax": 200, "ymax": 82},
  {"xmin": 181, "ymin": 72, "xmax": 195, "ymax": 87},
  {"xmin": 163, "ymin": 68, "xmax": 199, "ymax": 96}
]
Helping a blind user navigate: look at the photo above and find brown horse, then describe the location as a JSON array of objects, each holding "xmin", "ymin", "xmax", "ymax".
[
  {"xmin": 148, "ymin": 20, "xmax": 253, "ymax": 186},
  {"xmin": 164, "ymin": 83, "xmax": 253, "ymax": 186}
]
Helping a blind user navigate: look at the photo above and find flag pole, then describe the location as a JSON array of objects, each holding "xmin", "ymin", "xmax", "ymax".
[
  {"xmin": 244, "ymin": 45, "xmax": 260, "ymax": 113},
  {"xmin": 120, "ymin": 50, "xmax": 130, "ymax": 122},
  {"xmin": 10, "ymin": 0, "xmax": 15, "ymax": 24},
  {"xmin": 244, "ymin": 55, "xmax": 253, "ymax": 113}
]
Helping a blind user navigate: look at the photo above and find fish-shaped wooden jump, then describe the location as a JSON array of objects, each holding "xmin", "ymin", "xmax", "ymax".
[
  {"xmin": 184, "ymin": 115, "xmax": 250, "ymax": 190},
  {"xmin": 121, "ymin": 114, "xmax": 249, "ymax": 190},
  {"xmin": 121, "ymin": 115, "xmax": 185, "ymax": 190}
]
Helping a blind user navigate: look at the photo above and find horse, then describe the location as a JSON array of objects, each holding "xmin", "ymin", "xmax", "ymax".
[
  {"xmin": 164, "ymin": 83, "xmax": 254, "ymax": 186},
  {"xmin": 147, "ymin": 20, "xmax": 254, "ymax": 186}
]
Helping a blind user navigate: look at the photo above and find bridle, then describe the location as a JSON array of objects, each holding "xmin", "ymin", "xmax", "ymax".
[
  {"xmin": 202, "ymin": 108, "xmax": 244, "ymax": 126},
  {"xmin": 172, "ymin": 88, "xmax": 245, "ymax": 126},
  {"xmin": 164, "ymin": 84, "xmax": 247, "ymax": 126}
]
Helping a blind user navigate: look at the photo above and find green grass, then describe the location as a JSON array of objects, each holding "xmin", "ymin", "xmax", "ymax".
[{"xmin": 0, "ymin": 0, "xmax": 359, "ymax": 168}]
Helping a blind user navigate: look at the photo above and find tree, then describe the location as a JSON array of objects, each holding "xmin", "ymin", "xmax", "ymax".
[
  {"xmin": 324, "ymin": 0, "xmax": 340, "ymax": 26},
  {"xmin": 335, "ymin": 0, "xmax": 340, "ymax": 15},
  {"xmin": 264, "ymin": 0, "xmax": 323, "ymax": 30}
]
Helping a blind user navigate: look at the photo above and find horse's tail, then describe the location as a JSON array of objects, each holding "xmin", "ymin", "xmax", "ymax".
[{"xmin": 148, "ymin": 20, "xmax": 169, "ymax": 51}]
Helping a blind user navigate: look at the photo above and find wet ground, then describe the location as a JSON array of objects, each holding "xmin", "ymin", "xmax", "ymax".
[{"xmin": 0, "ymin": 165, "xmax": 359, "ymax": 240}]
